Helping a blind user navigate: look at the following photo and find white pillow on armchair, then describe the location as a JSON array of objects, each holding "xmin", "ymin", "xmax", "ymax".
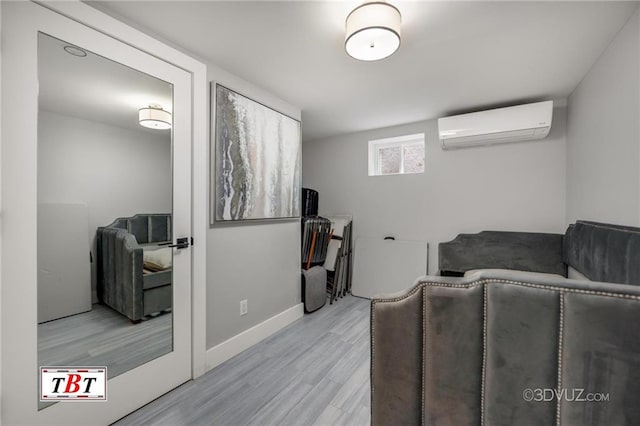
[{"xmin": 143, "ymin": 247, "xmax": 172, "ymax": 271}]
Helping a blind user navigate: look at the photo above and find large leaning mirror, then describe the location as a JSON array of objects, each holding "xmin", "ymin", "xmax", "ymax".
[{"xmin": 37, "ymin": 32, "xmax": 174, "ymax": 408}]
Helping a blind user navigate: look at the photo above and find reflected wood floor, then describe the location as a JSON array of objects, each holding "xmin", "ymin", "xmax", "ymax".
[
  {"xmin": 114, "ymin": 295, "xmax": 371, "ymax": 426},
  {"xmin": 38, "ymin": 304, "xmax": 172, "ymax": 379}
]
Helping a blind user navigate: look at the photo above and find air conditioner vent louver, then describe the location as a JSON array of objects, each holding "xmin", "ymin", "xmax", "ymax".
[{"xmin": 438, "ymin": 101, "xmax": 553, "ymax": 150}]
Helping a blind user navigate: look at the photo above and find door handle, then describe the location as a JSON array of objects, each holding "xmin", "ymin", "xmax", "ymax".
[{"xmin": 167, "ymin": 237, "xmax": 190, "ymax": 249}]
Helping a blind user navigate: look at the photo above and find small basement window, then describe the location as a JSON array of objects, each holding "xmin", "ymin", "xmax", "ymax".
[{"xmin": 368, "ymin": 133, "xmax": 425, "ymax": 176}]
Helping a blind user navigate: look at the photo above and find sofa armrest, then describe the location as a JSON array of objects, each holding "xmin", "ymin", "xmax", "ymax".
[
  {"xmin": 97, "ymin": 227, "xmax": 144, "ymax": 321},
  {"xmin": 117, "ymin": 232, "xmax": 145, "ymax": 320},
  {"xmin": 371, "ymin": 284, "xmax": 424, "ymax": 426},
  {"xmin": 371, "ymin": 272, "xmax": 640, "ymax": 426}
]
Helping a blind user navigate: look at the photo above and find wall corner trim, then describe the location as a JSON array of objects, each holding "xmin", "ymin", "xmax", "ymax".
[{"xmin": 205, "ymin": 303, "xmax": 304, "ymax": 371}]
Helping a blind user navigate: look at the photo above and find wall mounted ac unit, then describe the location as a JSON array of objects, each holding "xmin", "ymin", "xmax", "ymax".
[{"xmin": 438, "ymin": 100, "xmax": 553, "ymax": 150}]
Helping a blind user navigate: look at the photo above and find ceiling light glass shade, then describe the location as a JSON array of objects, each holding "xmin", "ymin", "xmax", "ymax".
[
  {"xmin": 345, "ymin": 2, "xmax": 401, "ymax": 61},
  {"xmin": 139, "ymin": 105, "xmax": 172, "ymax": 130}
]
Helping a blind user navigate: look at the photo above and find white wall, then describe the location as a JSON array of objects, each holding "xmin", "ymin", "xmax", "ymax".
[
  {"xmin": 303, "ymin": 107, "xmax": 568, "ymax": 275},
  {"xmin": 206, "ymin": 64, "xmax": 301, "ymax": 349},
  {"xmin": 566, "ymin": 9, "xmax": 640, "ymax": 226},
  {"xmin": 38, "ymin": 110, "xmax": 172, "ymax": 300}
]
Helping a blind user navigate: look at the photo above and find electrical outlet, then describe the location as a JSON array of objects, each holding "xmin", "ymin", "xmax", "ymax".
[{"xmin": 240, "ymin": 299, "xmax": 248, "ymax": 316}]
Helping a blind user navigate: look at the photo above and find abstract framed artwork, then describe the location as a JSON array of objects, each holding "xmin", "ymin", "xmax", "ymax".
[{"xmin": 212, "ymin": 83, "xmax": 301, "ymax": 223}]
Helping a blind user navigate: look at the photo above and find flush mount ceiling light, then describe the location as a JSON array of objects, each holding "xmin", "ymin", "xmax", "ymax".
[
  {"xmin": 139, "ymin": 104, "xmax": 172, "ymax": 130},
  {"xmin": 345, "ymin": 1, "xmax": 401, "ymax": 61},
  {"xmin": 63, "ymin": 45, "xmax": 87, "ymax": 57}
]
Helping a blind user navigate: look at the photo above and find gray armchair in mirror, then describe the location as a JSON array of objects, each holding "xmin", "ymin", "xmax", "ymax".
[{"xmin": 97, "ymin": 214, "xmax": 173, "ymax": 323}]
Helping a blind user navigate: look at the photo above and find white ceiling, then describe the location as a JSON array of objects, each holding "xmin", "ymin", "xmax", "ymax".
[
  {"xmin": 38, "ymin": 32, "xmax": 172, "ymax": 137},
  {"xmin": 92, "ymin": 1, "xmax": 638, "ymax": 141}
]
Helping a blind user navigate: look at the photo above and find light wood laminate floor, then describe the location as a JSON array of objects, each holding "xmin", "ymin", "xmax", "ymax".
[
  {"xmin": 39, "ymin": 304, "xmax": 172, "ymax": 379},
  {"xmin": 114, "ymin": 295, "xmax": 371, "ymax": 426}
]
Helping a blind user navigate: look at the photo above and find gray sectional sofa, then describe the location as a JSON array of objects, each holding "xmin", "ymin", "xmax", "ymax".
[
  {"xmin": 371, "ymin": 221, "xmax": 640, "ymax": 425},
  {"xmin": 96, "ymin": 214, "xmax": 172, "ymax": 322}
]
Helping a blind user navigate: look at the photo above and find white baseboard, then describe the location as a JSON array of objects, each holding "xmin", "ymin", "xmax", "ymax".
[{"xmin": 205, "ymin": 303, "xmax": 304, "ymax": 371}]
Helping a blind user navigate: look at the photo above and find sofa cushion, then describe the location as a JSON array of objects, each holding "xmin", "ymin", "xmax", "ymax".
[
  {"xmin": 564, "ymin": 221, "xmax": 640, "ymax": 285},
  {"xmin": 128, "ymin": 215, "xmax": 149, "ymax": 244},
  {"xmin": 567, "ymin": 266, "xmax": 590, "ymax": 281},
  {"xmin": 143, "ymin": 247, "xmax": 172, "ymax": 271},
  {"xmin": 149, "ymin": 214, "xmax": 171, "ymax": 243},
  {"xmin": 464, "ymin": 268, "xmax": 565, "ymax": 280}
]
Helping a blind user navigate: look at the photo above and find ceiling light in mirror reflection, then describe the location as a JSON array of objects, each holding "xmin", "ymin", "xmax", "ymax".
[
  {"xmin": 63, "ymin": 45, "xmax": 87, "ymax": 57},
  {"xmin": 39, "ymin": 33, "xmax": 173, "ymax": 133},
  {"xmin": 139, "ymin": 104, "xmax": 172, "ymax": 130}
]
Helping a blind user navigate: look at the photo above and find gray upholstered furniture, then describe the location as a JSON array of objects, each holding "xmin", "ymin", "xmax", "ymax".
[
  {"xmin": 97, "ymin": 214, "xmax": 172, "ymax": 322},
  {"xmin": 371, "ymin": 221, "xmax": 640, "ymax": 425},
  {"xmin": 438, "ymin": 230, "xmax": 566, "ymax": 277},
  {"xmin": 438, "ymin": 220, "xmax": 640, "ymax": 283},
  {"xmin": 301, "ymin": 266, "xmax": 327, "ymax": 313}
]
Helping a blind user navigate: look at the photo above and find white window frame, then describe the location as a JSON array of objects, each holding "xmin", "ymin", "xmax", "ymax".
[{"xmin": 368, "ymin": 133, "xmax": 425, "ymax": 176}]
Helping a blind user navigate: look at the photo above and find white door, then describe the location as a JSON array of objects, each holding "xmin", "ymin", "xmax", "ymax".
[{"xmin": 1, "ymin": 2, "xmax": 192, "ymax": 423}]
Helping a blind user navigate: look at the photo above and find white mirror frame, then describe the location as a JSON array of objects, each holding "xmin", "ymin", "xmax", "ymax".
[{"xmin": 1, "ymin": 1, "xmax": 208, "ymax": 423}]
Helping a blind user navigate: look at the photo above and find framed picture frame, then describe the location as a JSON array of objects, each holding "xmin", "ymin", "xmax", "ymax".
[{"xmin": 211, "ymin": 83, "xmax": 301, "ymax": 223}]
